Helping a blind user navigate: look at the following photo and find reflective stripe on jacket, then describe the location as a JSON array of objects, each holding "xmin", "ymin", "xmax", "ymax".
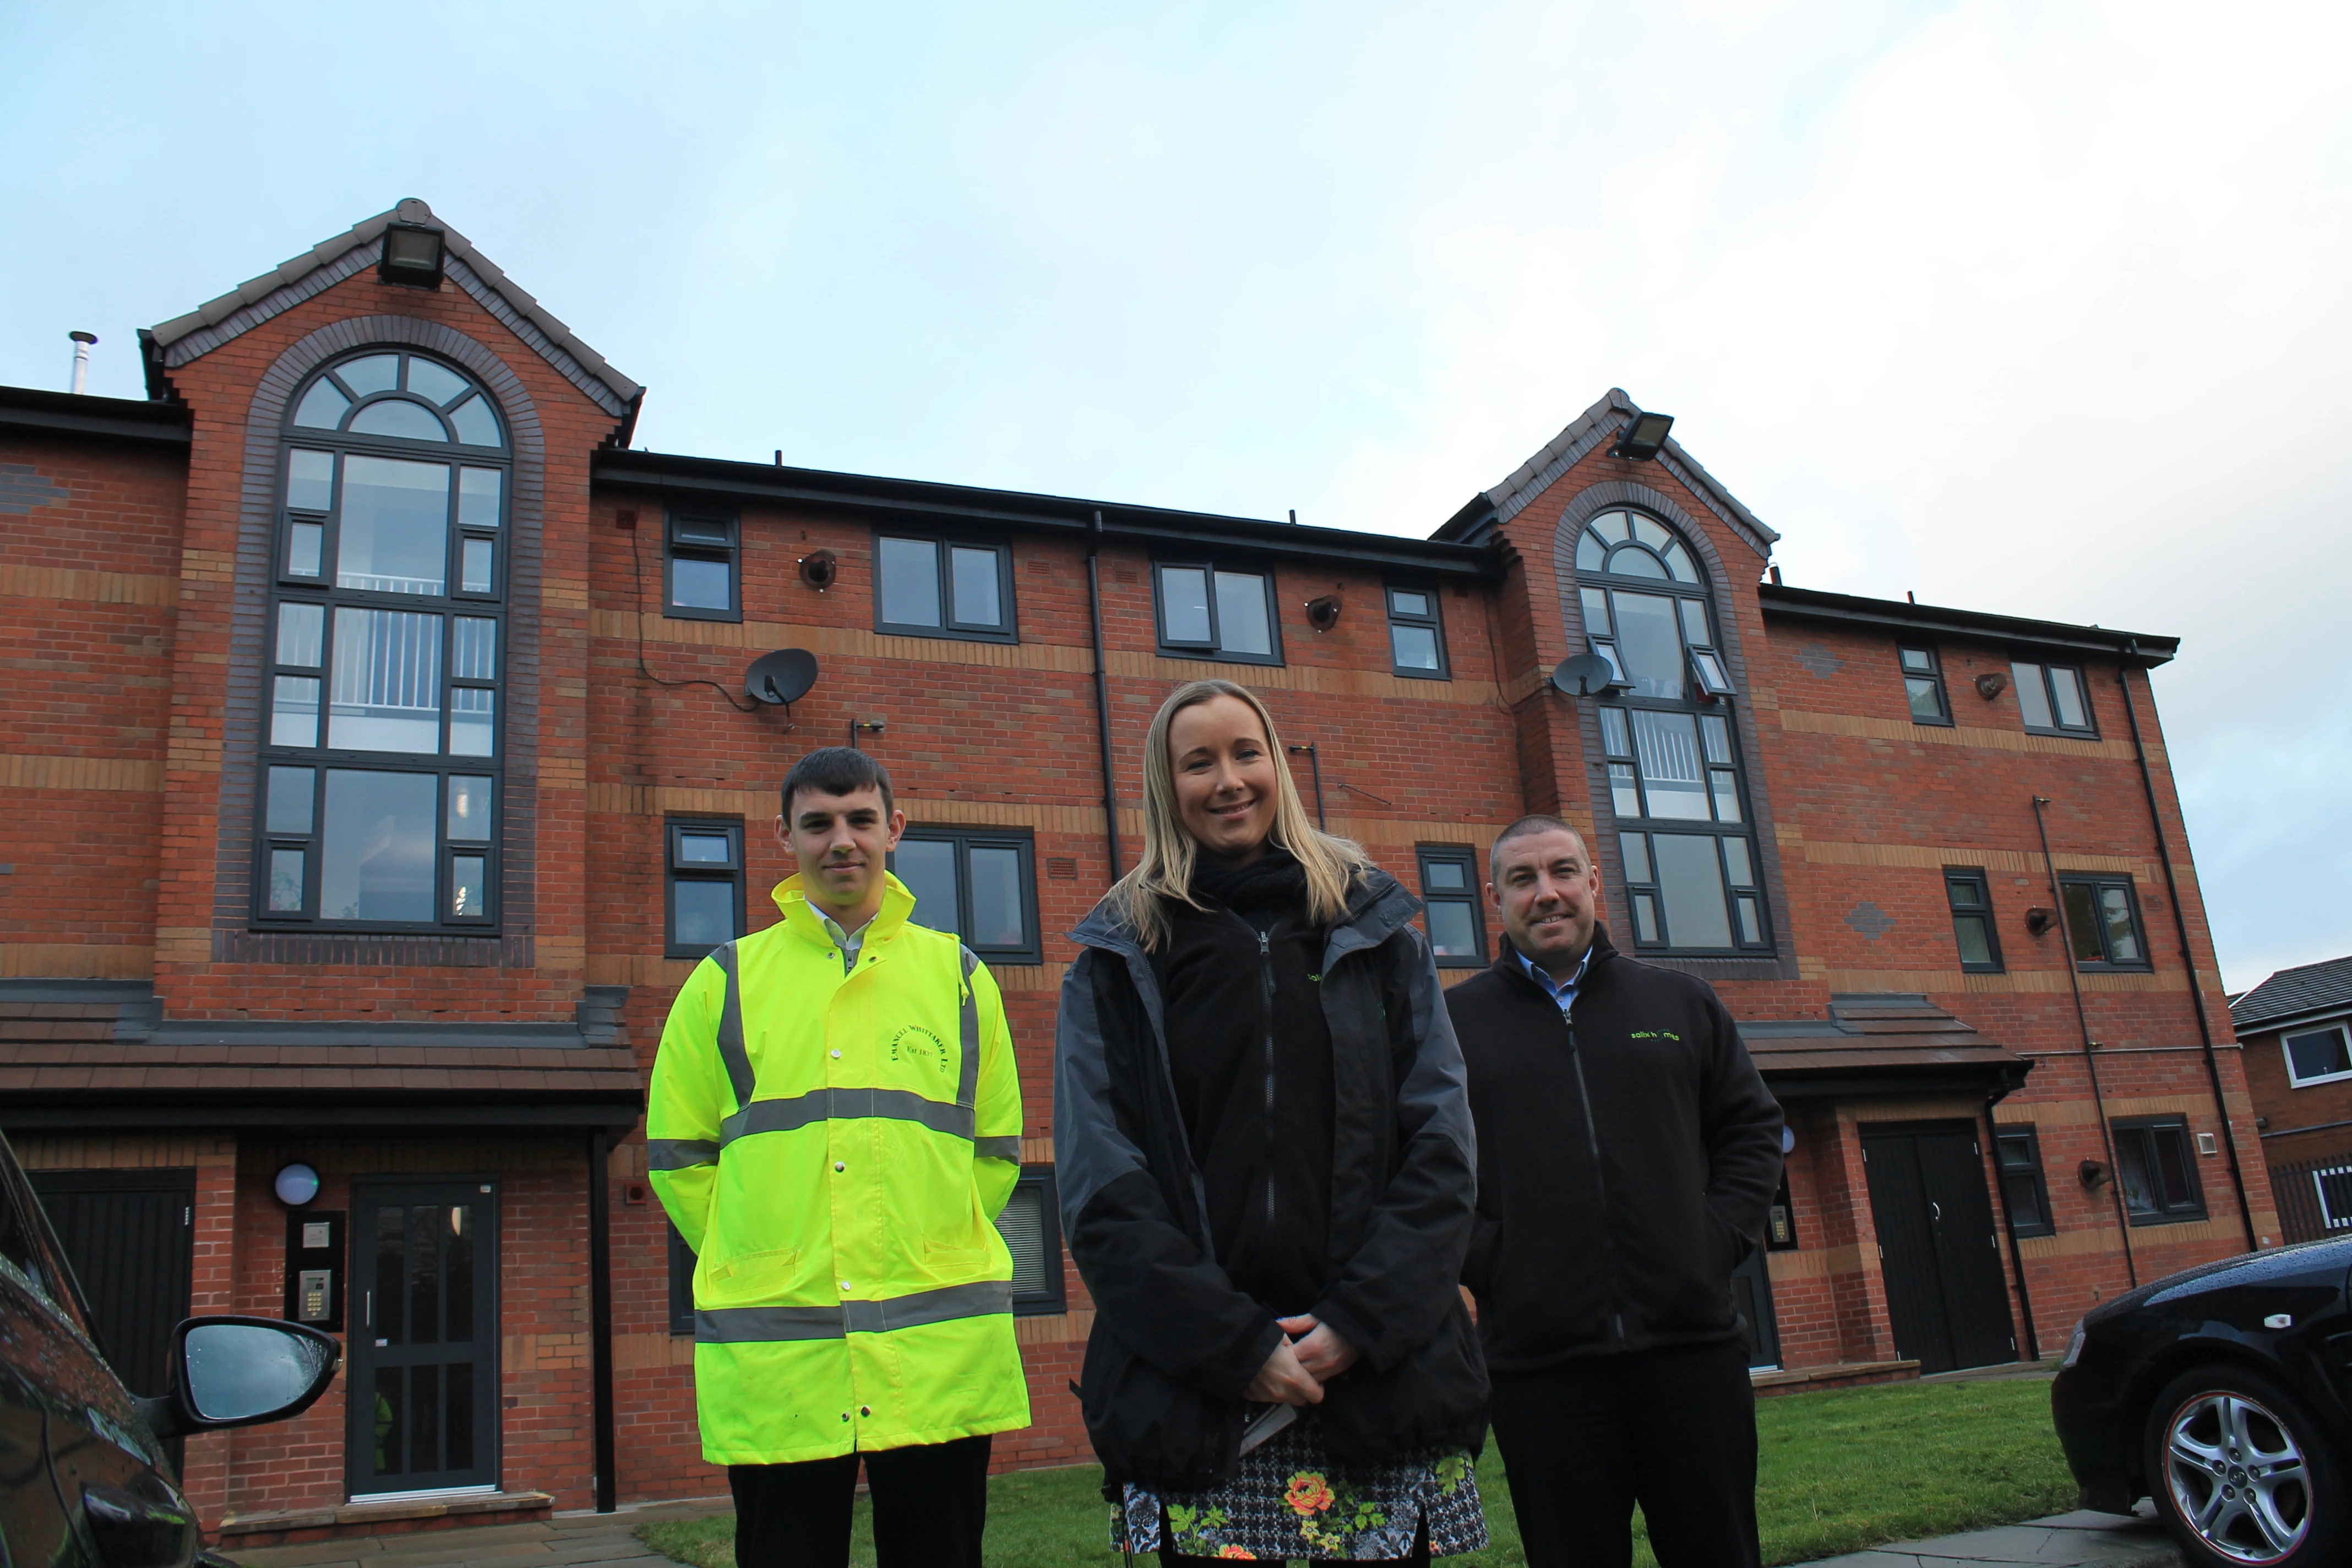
[{"xmin": 647, "ymin": 872, "xmax": 1029, "ymax": 1464}]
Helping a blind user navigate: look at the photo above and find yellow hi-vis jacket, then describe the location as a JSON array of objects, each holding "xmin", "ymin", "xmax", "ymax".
[{"xmin": 647, "ymin": 873, "xmax": 1030, "ymax": 1464}]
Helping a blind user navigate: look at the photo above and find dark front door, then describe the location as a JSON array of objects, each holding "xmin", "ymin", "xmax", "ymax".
[
  {"xmin": 348, "ymin": 1179, "xmax": 498, "ymax": 1496},
  {"xmin": 1730, "ymin": 1244, "xmax": 1781, "ymax": 1369},
  {"xmin": 28, "ymin": 1169, "xmax": 196, "ymax": 1398},
  {"xmin": 1862, "ymin": 1123, "xmax": 2016, "ymax": 1373}
]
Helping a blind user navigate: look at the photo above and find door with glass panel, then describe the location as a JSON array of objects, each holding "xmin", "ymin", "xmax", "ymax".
[{"xmin": 347, "ymin": 1179, "xmax": 498, "ymax": 1496}]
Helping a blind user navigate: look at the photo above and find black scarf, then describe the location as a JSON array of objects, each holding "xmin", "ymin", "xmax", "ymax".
[{"xmin": 1187, "ymin": 843, "xmax": 1307, "ymax": 914}]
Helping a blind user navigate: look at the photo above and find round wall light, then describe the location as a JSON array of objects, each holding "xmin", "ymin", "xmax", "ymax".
[
  {"xmin": 1780, "ymin": 1125, "xmax": 1797, "ymax": 1156},
  {"xmin": 274, "ymin": 1163, "xmax": 321, "ymax": 1207}
]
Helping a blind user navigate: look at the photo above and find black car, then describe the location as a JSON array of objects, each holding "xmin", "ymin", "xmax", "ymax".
[
  {"xmin": 1, "ymin": 1131, "xmax": 341, "ymax": 1568},
  {"xmin": 2051, "ymin": 1235, "xmax": 2352, "ymax": 1568}
]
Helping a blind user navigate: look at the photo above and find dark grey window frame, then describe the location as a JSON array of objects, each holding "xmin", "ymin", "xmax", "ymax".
[
  {"xmin": 2058, "ymin": 874, "xmax": 2150, "ymax": 971},
  {"xmin": 2282, "ymin": 1020, "xmax": 2352, "ymax": 1088},
  {"xmin": 999, "ymin": 1164, "xmax": 1066, "ymax": 1317},
  {"xmin": 256, "ymin": 349, "xmax": 510, "ymax": 934},
  {"xmin": 1151, "ymin": 559, "xmax": 1285, "ymax": 667},
  {"xmin": 1414, "ymin": 843, "xmax": 1486, "ymax": 966},
  {"xmin": 1385, "ymin": 585, "xmax": 1450, "ymax": 680},
  {"xmin": 871, "ymin": 531, "xmax": 1019, "ymax": 644},
  {"xmin": 1944, "ymin": 866, "xmax": 2003, "ymax": 973},
  {"xmin": 1994, "ymin": 1124, "xmax": 2055, "ymax": 1238},
  {"xmin": 1900, "ymin": 644, "xmax": 1952, "ymax": 726},
  {"xmin": 664, "ymin": 508, "xmax": 741, "ymax": 623},
  {"xmin": 667, "ymin": 1218, "xmax": 695, "ymax": 1335},
  {"xmin": 889, "ymin": 825, "xmax": 1043, "ymax": 965},
  {"xmin": 2109, "ymin": 1116, "xmax": 2207, "ymax": 1226},
  {"xmin": 2011, "ymin": 658, "xmax": 2099, "ymax": 736},
  {"xmin": 665, "ymin": 817, "xmax": 747, "ymax": 960}
]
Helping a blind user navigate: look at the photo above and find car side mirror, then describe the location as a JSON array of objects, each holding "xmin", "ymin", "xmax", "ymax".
[{"xmin": 137, "ymin": 1315, "xmax": 340, "ymax": 1441}]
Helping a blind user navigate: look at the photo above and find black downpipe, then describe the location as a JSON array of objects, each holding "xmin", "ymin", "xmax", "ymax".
[
  {"xmin": 2033, "ymin": 794, "xmax": 2138, "ymax": 1289},
  {"xmin": 587, "ymin": 1129, "xmax": 617, "ymax": 1512},
  {"xmin": 1287, "ymin": 743, "xmax": 1326, "ymax": 829},
  {"xmin": 1087, "ymin": 511, "xmax": 1123, "ymax": 881},
  {"xmin": 1980, "ymin": 1096, "xmax": 2041, "ymax": 1362},
  {"xmin": 2117, "ymin": 657, "xmax": 2258, "ymax": 1251}
]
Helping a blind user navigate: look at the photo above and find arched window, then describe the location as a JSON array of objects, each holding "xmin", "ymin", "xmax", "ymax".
[
  {"xmin": 1576, "ymin": 509, "xmax": 1768, "ymax": 954},
  {"xmin": 255, "ymin": 350, "xmax": 509, "ymax": 929}
]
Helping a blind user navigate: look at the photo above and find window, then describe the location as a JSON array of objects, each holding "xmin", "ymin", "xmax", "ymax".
[
  {"xmin": 259, "ymin": 350, "xmax": 509, "ymax": 930},
  {"xmin": 2110, "ymin": 1118, "xmax": 2206, "ymax": 1224},
  {"xmin": 874, "ymin": 535, "xmax": 1015, "ymax": 641},
  {"xmin": 2284, "ymin": 1022, "xmax": 2352, "ymax": 1087},
  {"xmin": 1944, "ymin": 868, "xmax": 2002, "ymax": 972},
  {"xmin": 666, "ymin": 510, "xmax": 739, "ymax": 621},
  {"xmin": 1900, "ymin": 646, "xmax": 1951, "ymax": 725},
  {"xmin": 1153, "ymin": 562, "xmax": 1281, "ymax": 665},
  {"xmin": 666, "ymin": 819, "xmax": 745, "ymax": 959},
  {"xmin": 1994, "ymin": 1125, "xmax": 2055, "ymax": 1238},
  {"xmin": 1387, "ymin": 587, "xmax": 1449, "ymax": 679},
  {"xmin": 889, "ymin": 826, "xmax": 1041, "ymax": 963},
  {"xmin": 1415, "ymin": 844, "xmax": 1486, "ymax": 966},
  {"xmin": 2011, "ymin": 661, "xmax": 2096, "ymax": 734},
  {"xmin": 994, "ymin": 1166, "xmax": 1066, "ymax": 1316},
  {"xmin": 2058, "ymin": 876, "xmax": 2147, "ymax": 968},
  {"xmin": 667, "ymin": 1219, "xmax": 695, "ymax": 1335}
]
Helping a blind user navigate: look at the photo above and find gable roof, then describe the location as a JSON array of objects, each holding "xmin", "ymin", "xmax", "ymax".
[
  {"xmin": 140, "ymin": 198, "xmax": 643, "ymax": 425},
  {"xmin": 2230, "ymin": 955, "xmax": 2352, "ymax": 1032},
  {"xmin": 1432, "ymin": 388, "xmax": 1780, "ymax": 554}
]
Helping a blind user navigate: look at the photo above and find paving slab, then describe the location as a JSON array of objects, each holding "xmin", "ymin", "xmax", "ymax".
[
  {"xmin": 230, "ymin": 1498, "xmax": 728, "ymax": 1568},
  {"xmin": 1793, "ymin": 1508, "xmax": 2178, "ymax": 1567}
]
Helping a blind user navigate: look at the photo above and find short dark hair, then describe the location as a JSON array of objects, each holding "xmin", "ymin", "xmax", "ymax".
[
  {"xmin": 1489, "ymin": 814, "xmax": 1586, "ymax": 885},
  {"xmin": 781, "ymin": 747, "xmax": 895, "ymax": 819}
]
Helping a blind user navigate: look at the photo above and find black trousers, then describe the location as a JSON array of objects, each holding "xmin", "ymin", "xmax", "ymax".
[
  {"xmin": 1488, "ymin": 1339, "xmax": 1760, "ymax": 1568},
  {"xmin": 728, "ymin": 1434, "xmax": 992, "ymax": 1568}
]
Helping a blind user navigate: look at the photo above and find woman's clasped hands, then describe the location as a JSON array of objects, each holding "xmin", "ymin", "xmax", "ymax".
[{"xmin": 1243, "ymin": 1313, "xmax": 1362, "ymax": 1406}]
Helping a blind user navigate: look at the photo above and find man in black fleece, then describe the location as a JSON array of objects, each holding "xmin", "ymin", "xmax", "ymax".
[{"xmin": 1449, "ymin": 815, "xmax": 1781, "ymax": 1568}]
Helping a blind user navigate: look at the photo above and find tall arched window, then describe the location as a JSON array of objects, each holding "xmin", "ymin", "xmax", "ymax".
[
  {"xmin": 254, "ymin": 350, "xmax": 508, "ymax": 929},
  {"xmin": 1576, "ymin": 510, "xmax": 1768, "ymax": 954}
]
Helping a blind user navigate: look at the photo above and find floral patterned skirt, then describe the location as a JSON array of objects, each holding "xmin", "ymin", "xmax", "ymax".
[{"xmin": 1109, "ymin": 1416, "xmax": 1487, "ymax": 1561}]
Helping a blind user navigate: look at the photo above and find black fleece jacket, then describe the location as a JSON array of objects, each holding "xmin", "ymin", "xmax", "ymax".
[{"xmin": 1447, "ymin": 925, "xmax": 1782, "ymax": 1372}]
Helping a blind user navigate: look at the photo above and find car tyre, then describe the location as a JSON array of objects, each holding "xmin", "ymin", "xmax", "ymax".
[{"xmin": 2143, "ymin": 1363, "xmax": 2347, "ymax": 1568}]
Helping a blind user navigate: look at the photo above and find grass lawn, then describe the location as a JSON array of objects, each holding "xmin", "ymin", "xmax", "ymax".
[{"xmin": 637, "ymin": 1374, "xmax": 2075, "ymax": 1567}]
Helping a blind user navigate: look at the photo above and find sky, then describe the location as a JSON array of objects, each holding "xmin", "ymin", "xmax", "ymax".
[{"xmin": 3, "ymin": 0, "xmax": 2346, "ymax": 993}]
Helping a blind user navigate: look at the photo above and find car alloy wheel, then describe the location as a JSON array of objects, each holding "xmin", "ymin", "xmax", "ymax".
[{"xmin": 2162, "ymin": 1389, "xmax": 2310, "ymax": 1564}]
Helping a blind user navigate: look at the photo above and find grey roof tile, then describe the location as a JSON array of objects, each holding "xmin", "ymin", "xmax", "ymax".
[{"xmin": 2230, "ymin": 954, "xmax": 2352, "ymax": 1030}]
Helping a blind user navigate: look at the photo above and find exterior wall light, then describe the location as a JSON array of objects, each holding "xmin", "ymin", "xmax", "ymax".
[
  {"xmin": 274, "ymin": 1163, "xmax": 321, "ymax": 1206},
  {"xmin": 379, "ymin": 222, "xmax": 445, "ymax": 288},
  {"xmin": 1305, "ymin": 595, "xmax": 1342, "ymax": 631},
  {"xmin": 1610, "ymin": 410, "xmax": 1675, "ymax": 461}
]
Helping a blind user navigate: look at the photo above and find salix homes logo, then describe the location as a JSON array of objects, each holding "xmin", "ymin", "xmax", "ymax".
[{"xmin": 889, "ymin": 1025, "xmax": 950, "ymax": 1075}]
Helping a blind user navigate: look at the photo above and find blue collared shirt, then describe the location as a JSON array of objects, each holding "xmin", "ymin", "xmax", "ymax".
[{"xmin": 1517, "ymin": 943, "xmax": 1592, "ymax": 1015}]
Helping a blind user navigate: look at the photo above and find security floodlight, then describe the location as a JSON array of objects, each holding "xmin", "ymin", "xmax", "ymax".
[
  {"xmin": 380, "ymin": 223, "xmax": 445, "ymax": 288},
  {"xmin": 1610, "ymin": 410, "xmax": 1674, "ymax": 461}
]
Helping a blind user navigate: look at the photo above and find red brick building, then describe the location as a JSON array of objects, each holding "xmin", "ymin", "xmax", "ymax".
[
  {"xmin": 0, "ymin": 199, "xmax": 2281, "ymax": 1542},
  {"xmin": 2229, "ymin": 956, "xmax": 2352, "ymax": 1239}
]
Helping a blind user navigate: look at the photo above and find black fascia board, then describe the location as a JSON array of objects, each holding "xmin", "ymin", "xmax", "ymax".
[
  {"xmin": 594, "ymin": 449, "xmax": 1501, "ymax": 582},
  {"xmin": 0, "ymin": 1093, "xmax": 643, "ymax": 1135},
  {"xmin": 1758, "ymin": 1058, "xmax": 2033, "ymax": 1101},
  {"xmin": 1758, "ymin": 582, "xmax": 2177, "ymax": 667},
  {"xmin": 0, "ymin": 383, "xmax": 192, "ymax": 447}
]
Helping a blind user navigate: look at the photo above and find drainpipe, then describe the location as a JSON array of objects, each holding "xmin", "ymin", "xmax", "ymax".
[
  {"xmin": 2033, "ymin": 794, "xmax": 2138, "ymax": 1289},
  {"xmin": 1087, "ymin": 511, "xmax": 1123, "ymax": 880},
  {"xmin": 1980, "ymin": 1091, "xmax": 2041, "ymax": 1363},
  {"xmin": 68, "ymin": 331, "xmax": 96, "ymax": 394},
  {"xmin": 2116, "ymin": 654, "xmax": 2257, "ymax": 1250},
  {"xmin": 587, "ymin": 1130, "xmax": 618, "ymax": 1512},
  {"xmin": 1287, "ymin": 743, "xmax": 1326, "ymax": 829}
]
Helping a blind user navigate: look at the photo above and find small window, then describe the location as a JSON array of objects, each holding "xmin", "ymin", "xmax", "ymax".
[
  {"xmin": 2110, "ymin": 1118, "xmax": 2206, "ymax": 1225},
  {"xmin": 1900, "ymin": 646, "xmax": 1951, "ymax": 725},
  {"xmin": 1415, "ymin": 844, "xmax": 1486, "ymax": 966},
  {"xmin": 1153, "ymin": 562, "xmax": 1282, "ymax": 665},
  {"xmin": 666, "ymin": 511, "xmax": 739, "ymax": 622},
  {"xmin": 1944, "ymin": 868, "xmax": 2002, "ymax": 972},
  {"xmin": 666, "ymin": 819, "xmax": 745, "ymax": 959},
  {"xmin": 995, "ymin": 1166, "xmax": 1066, "ymax": 1316},
  {"xmin": 1994, "ymin": 1125, "xmax": 2055, "ymax": 1238},
  {"xmin": 2011, "ymin": 661, "xmax": 2096, "ymax": 734},
  {"xmin": 890, "ymin": 826, "xmax": 1042, "ymax": 964},
  {"xmin": 667, "ymin": 1219, "xmax": 696, "ymax": 1335},
  {"xmin": 874, "ymin": 535, "xmax": 1016, "ymax": 642},
  {"xmin": 2058, "ymin": 876, "xmax": 2148, "ymax": 969},
  {"xmin": 2284, "ymin": 1023, "xmax": 2352, "ymax": 1087},
  {"xmin": 1387, "ymin": 587, "xmax": 1449, "ymax": 679}
]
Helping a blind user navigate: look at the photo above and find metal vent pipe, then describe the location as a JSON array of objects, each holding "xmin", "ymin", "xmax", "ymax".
[{"xmin": 68, "ymin": 331, "xmax": 96, "ymax": 394}]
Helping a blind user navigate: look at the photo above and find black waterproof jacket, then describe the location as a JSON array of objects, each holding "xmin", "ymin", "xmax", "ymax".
[
  {"xmin": 1447, "ymin": 925, "xmax": 1783, "ymax": 1373},
  {"xmin": 1054, "ymin": 866, "xmax": 1485, "ymax": 1491}
]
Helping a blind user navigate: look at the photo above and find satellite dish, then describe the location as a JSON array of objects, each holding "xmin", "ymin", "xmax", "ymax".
[
  {"xmin": 745, "ymin": 648, "xmax": 819, "ymax": 705},
  {"xmin": 1551, "ymin": 654, "xmax": 1620, "ymax": 698}
]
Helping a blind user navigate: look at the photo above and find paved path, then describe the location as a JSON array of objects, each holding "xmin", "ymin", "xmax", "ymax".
[
  {"xmin": 1793, "ymin": 1507, "xmax": 2179, "ymax": 1568},
  {"xmin": 230, "ymin": 1499, "xmax": 725, "ymax": 1568}
]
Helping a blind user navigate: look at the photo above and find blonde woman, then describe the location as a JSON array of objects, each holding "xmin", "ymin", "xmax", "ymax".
[{"xmin": 1056, "ymin": 679, "xmax": 1487, "ymax": 1564}]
